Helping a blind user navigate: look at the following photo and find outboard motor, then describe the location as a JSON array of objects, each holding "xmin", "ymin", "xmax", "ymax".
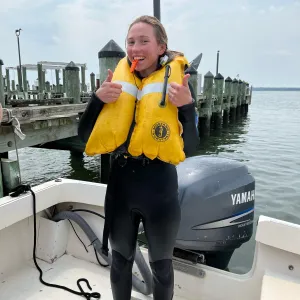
[{"xmin": 174, "ymin": 155, "xmax": 255, "ymax": 270}]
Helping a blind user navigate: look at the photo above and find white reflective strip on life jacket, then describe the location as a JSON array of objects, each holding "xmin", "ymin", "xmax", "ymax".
[
  {"xmin": 113, "ymin": 81, "xmax": 138, "ymax": 98},
  {"xmin": 137, "ymin": 83, "xmax": 170, "ymax": 100}
]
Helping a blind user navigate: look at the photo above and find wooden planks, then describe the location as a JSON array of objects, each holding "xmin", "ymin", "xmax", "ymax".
[
  {"xmin": 7, "ymin": 97, "xmax": 74, "ymax": 107},
  {"xmin": 0, "ymin": 119, "xmax": 79, "ymax": 153},
  {"xmin": 1, "ymin": 103, "xmax": 87, "ymax": 124}
]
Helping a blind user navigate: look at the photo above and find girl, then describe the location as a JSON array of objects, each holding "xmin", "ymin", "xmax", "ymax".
[{"xmin": 78, "ymin": 15, "xmax": 199, "ymax": 300}]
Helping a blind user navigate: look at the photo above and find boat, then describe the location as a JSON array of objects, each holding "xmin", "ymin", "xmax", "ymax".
[{"xmin": 0, "ymin": 155, "xmax": 300, "ymax": 299}]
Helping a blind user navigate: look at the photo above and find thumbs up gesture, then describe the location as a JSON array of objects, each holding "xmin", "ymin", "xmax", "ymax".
[
  {"xmin": 168, "ymin": 73, "xmax": 193, "ymax": 107},
  {"xmin": 95, "ymin": 69, "xmax": 122, "ymax": 103}
]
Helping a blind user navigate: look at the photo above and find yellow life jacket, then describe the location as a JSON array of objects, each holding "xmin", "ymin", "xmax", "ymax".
[{"xmin": 84, "ymin": 55, "xmax": 189, "ymax": 165}]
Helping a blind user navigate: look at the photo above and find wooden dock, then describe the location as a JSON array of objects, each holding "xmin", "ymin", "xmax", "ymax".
[
  {"xmin": 0, "ymin": 103, "xmax": 86, "ymax": 153},
  {"xmin": 0, "ymin": 39, "xmax": 252, "ymax": 196}
]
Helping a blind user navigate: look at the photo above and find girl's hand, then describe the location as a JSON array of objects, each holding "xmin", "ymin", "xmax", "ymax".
[
  {"xmin": 95, "ymin": 69, "xmax": 122, "ymax": 103},
  {"xmin": 168, "ymin": 74, "xmax": 193, "ymax": 107}
]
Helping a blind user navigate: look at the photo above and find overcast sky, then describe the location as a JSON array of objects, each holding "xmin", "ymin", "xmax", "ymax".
[{"xmin": 1, "ymin": 0, "xmax": 299, "ymax": 87}]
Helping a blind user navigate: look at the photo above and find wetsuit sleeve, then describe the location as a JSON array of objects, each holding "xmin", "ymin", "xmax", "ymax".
[
  {"xmin": 178, "ymin": 81, "xmax": 200, "ymax": 156},
  {"xmin": 78, "ymin": 92, "xmax": 105, "ymax": 143}
]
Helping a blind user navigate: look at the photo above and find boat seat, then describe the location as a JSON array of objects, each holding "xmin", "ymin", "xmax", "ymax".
[{"xmin": 260, "ymin": 274, "xmax": 300, "ymax": 300}]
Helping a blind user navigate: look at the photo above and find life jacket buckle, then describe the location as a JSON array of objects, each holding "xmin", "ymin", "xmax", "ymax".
[{"xmin": 117, "ymin": 155, "xmax": 127, "ymax": 167}]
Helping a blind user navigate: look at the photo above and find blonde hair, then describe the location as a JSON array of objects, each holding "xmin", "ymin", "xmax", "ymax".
[{"xmin": 127, "ymin": 15, "xmax": 184, "ymax": 60}]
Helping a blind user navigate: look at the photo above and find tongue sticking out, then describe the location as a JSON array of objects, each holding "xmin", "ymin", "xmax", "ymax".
[{"xmin": 130, "ymin": 59, "xmax": 139, "ymax": 73}]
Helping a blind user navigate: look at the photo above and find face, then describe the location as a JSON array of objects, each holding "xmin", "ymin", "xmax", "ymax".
[{"xmin": 126, "ymin": 22, "xmax": 166, "ymax": 77}]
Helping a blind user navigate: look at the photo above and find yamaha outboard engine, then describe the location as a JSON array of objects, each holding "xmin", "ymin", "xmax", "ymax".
[{"xmin": 174, "ymin": 155, "xmax": 255, "ymax": 270}]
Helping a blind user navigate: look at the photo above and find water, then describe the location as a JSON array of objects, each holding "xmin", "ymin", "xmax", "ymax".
[{"xmin": 8, "ymin": 91, "xmax": 300, "ymax": 274}]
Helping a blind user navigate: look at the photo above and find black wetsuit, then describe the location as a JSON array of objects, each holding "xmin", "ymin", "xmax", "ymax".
[{"xmin": 78, "ymin": 68, "xmax": 199, "ymax": 299}]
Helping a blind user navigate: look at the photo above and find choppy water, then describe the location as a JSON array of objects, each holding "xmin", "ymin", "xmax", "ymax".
[{"xmin": 8, "ymin": 91, "xmax": 300, "ymax": 274}]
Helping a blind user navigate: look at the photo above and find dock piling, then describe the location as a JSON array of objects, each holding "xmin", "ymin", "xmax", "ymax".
[
  {"xmin": 223, "ymin": 77, "xmax": 232, "ymax": 126},
  {"xmin": 37, "ymin": 63, "xmax": 44, "ymax": 100},
  {"xmin": 199, "ymin": 71, "xmax": 214, "ymax": 137},
  {"xmin": 90, "ymin": 72, "xmax": 95, "ymax": 92},
  {"xmin": 6, "ymin": 68, "xmax": 10, "ymax": 94},
  {"xmin": 241, "ymin": 81, "xmax": 247, "ymax": 116},
  {"xmin": 212, "ymin": 73, "xmax": 224, "ymax": 129},
  {"xmin": 1, "ymin": 158, "xmax": 20, "ymax": 194},
  {"xmin": 45, "ymin": 81, "xmax": 51, "ymax": 93},
  {"xmin": 17, "ymin": 66, "xmax": 22, "ymax": 93},
  {"xmin": 11, "ymin": 80, "xmax": 15, "ymax": 92},
  {"xmin": 230, "ymin": 78, "xmax": 238, "ymax": 122},
  {"xmin": 55, "ymin": 69, "xmax": 60, "ymax": 92},
  {"xmin": 236, "ymin": 80, "xmax": 243, "ymax": 119},
  {"xmin": 0, "ymin": 59, "xmax": 4, "ymax": 107},
  {"xmin": 98, "ymin": 39, "xmax": 125, "ymax": 85},
  {"xmin": 65, "ymin": 61, "xmax": 80, "ymax": 104},
  {"xmin": 81, "ymin": 66, "xmax": 86, "ymax": 92}
]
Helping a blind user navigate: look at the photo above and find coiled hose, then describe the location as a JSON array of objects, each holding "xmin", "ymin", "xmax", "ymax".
[{"xmin": 52, "ymin": 211, "xmax": 153, "ymax": 296}]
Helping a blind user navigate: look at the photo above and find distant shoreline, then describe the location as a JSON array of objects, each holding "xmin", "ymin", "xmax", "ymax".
[{"xmin": 252, "ymin": 87, "xmax": 300, "ymax": 91}]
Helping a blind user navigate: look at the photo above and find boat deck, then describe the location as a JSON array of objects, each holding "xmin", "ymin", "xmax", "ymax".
[{"xmin": 0, "ymin": 254, "xmax": 188, "ymax": 300}]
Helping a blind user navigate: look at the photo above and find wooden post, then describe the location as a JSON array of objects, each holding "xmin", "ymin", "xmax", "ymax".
[
  {"xmin": 65, "ymin": 61, "xmax": 80, "ymax": 104},
  {"xmin": 230, "ymin": 78, "xmax": 238, "ymax": 122},
  {"xmin": 0, "ymin": 142, "xmax": 9, "ymax": 197},
  {"xmin": 241, "ymin": 81, "xmax": 247, "ymax": 116},
  {"xmin": 199, "ymin": 71, "xmax": 214, "ymax": 137},
  {"xmin": 42, "ymin": 70, "xmax": 46, "ymax": 92},
  {"xmin": 99, "ymin": 40, "xmax": 125, "ymax": 85},
  {"xmin": 37, "ymin": 63, "xmax": 44, "ymax": 100},
  {"xmin": 98, "ymin": 39, "xmax": 125, "ymax": 183},
  {"xmin": 1, "ymin": 158, "xmax": 20, "ymax": 195},
  {"xmin": 81, "ymin": 66, "xmax": 86, "ymax": 92},
  {"xmin": 12, "ymin": 79, "xmax": 15, "ymax": 91},
  {"xmin": 244, "ymin": 82, "xmax": 249, "ymax": 114},
  {"xmin": 90, "ymin": 72, "xmax": 95, "ymax": 91},
  {"xmin": 0, "ymin": 59, "xmax": 4, "ymax": 107},
  {"xmin": 240, "ymin": 81, "xmax": 244, "ymax": 116},
  {"xmin": 62, "ymin": 69, "xmax": 66, "ymax": 94},
  {"xmin": 55, "ymin": 69, "xmax": 60, "ymax": 92},
  {"xmin": 212, "ymin": 73, "xmax": 224, "ymax": 129},
  {"xmin": 236, "ymin": 80, "xmax": 243, "ymax": 119},
  {"xmin": 22, "ymin": 66, "xmax": 27, "ymax": 94},
  {"xmin": 17, "ymin": 66, "xmax": 22, "ymax": 92},
  {"xmin": 223, "ymin": 77, "xmax": 232, "ymax": 126},
  {"xmin": 45, "ymin": 81, "xmax": 51, "ymax": 93},
  {"xmin": 0, "ymin": 153, "xmax": 8, "ymax": 197},
  {"xmin": 6, "ymin": 68, "xmax": 10, "ymax": 93},
  {"xmin": 246, "ymin": 82, "xmax": 252, "ymax": 114}
]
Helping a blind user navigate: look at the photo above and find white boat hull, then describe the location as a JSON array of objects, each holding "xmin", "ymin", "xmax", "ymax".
[{"xmin": 0, "ymin": 178, "xmax": 299, "ymax": 299}]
